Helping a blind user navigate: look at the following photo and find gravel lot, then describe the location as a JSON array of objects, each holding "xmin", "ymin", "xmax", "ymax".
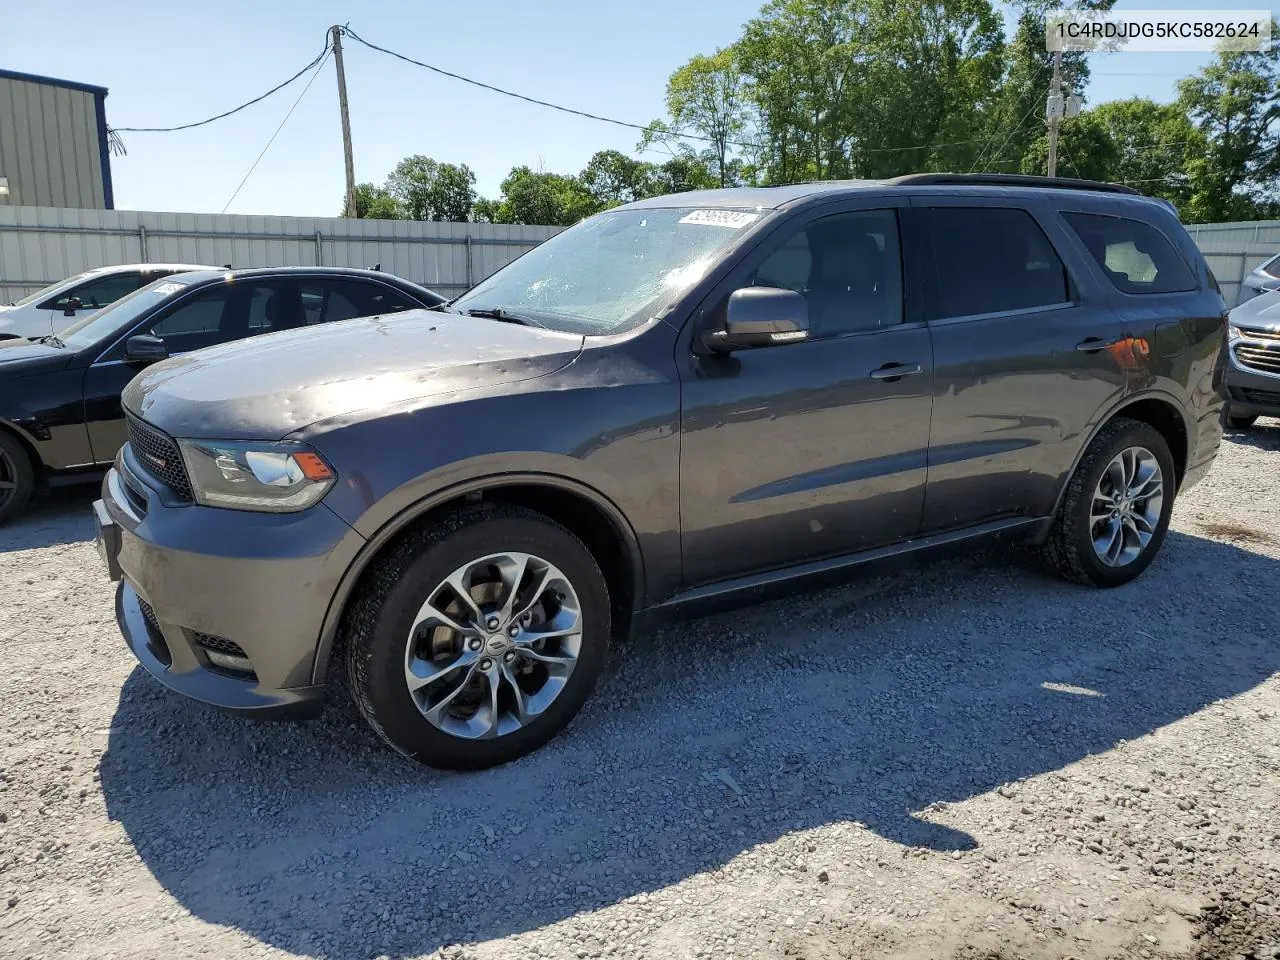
[{"xmin": 2, "ymin": 425, "xmax": 1278, "ymax": 960}]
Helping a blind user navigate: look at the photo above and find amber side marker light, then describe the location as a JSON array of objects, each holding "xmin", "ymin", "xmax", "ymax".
[{"xmin": 293, "ymin": 451, "xmax": 335, "ymax": 481}]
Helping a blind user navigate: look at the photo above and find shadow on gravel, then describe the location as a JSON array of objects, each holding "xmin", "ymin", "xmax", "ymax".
[
  {"xmin": 1223, "ymin": 420, "xmax": 1280, "ymax": 453},
  {"xmin": 100, "ymin": 531, "xmax": 1280, "ymax": 956},
  {"xmin": 0, "ymin": 487, "xmax": 97, "ymax": 553}
]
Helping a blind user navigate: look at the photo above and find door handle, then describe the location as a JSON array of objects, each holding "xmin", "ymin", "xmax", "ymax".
[
  {"xmin": 1076, "ymin": 336, "xmax": 1123, "ymax": 352},
  {"xmin": 869, "ymin": 362, "xmax": 923, "ymax": 381}
]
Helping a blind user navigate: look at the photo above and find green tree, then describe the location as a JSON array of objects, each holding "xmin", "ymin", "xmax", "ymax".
[
  {"xmin": 491, "ymin": 167, "xmax": 599, "ymax": 225},
  {"xmin": 1019, "ymin": 110, "xmax": 1120, "ymax": 181},
  {"xmin": 978, "ymin": 0, "xmax": 1113, "ymax": 175},
  {"xmin": 645, "ymin": 49, "xmax": 751, "ymax": 186},
  {"xmin": 1177, "ymin": 35, "xmax": 1280, "ymax": 221},
  {"xmin": 471, "ymin": 197, "xmax": 501, "ymax": 223},
  {"xmin": 385, "ymin": 155, "xmax": 478, "ymax": 221},
  {"xmin": 349, "ymin": 182, "xmax": 402, "ymax": 219},
  {"xmin": 579, "ymin": 150, "xmax": 658, "ymax": 207}
]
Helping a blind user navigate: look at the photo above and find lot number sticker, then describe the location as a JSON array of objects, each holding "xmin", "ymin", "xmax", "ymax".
[{"xmin": 679, "ymin": 210, "xmax": 760, "ymax": 229}]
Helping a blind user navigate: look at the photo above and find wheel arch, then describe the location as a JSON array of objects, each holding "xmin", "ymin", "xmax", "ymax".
[
  {"xmin": 311, "ymin": 473, "xmax": 646, "ymax": 685},
  {"xmin": 0, "ymin": 419, "xmax": 43, "ymax": 478},
  {"xmin": 1050, "ymin": 391, "xmax": 1190, "ymax": 520}
]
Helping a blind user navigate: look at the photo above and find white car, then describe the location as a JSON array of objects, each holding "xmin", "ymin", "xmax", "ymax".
[{"xmin": 0, "ymin": 263, "xmax": 216, "ymax": 340}]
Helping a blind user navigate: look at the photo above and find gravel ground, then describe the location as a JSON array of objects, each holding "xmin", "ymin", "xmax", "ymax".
[{"xmin": 1, "ymin": 425, "xmax": 1278, "ymax": 960}]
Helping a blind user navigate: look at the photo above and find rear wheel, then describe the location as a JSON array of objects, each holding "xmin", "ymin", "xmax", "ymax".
[
  {"xmin": 0, "ymin": 432, "xmax": 35, "ymax": 526},
  {"xmin": 344, "ymin": 503, "xmax": 610, "ymax": 769},
  {"xmin": 1043, "ymin": 418, "xmax": 1176, "ymax": 587}
]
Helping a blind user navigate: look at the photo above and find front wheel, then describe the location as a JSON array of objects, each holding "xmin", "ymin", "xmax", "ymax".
[
  {"xmin": 1043, "ymin": 418, "xmax": 1176, "ymax": 587},
  {"xmin": 1222, "ymin": 405, "xmax": 1257, "ymax": 430},
  {"xmin": 0, "ymin": 432, "xmax": 35, "ymax": 526},
  {"xmin": 344, "ymin": 503, "xmax": 610, "ymax": 769}
]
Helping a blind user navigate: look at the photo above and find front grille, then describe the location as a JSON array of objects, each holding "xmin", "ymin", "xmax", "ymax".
[
  {"xmin": 136, "ymin": 598, "xmax": 173, "ymax": 666},
  {"xmin": 1239, "ymin": 327, "xmax": 1280, "ymax": 343},
  {"xmin": 125, "ymin": 414, "xmax": 193, "ymax": 502},
  {"xmin": 195, "ymin": 632, "xmax": 247, "ymax": 658},
  {"xmin": 1234, "ymin": 343, "xmax": 1280, "ymax": 376}
]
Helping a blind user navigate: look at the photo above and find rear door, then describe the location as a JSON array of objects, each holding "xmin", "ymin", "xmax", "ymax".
[{"xmin": 912, "ymin": 198, "xmax": 1129, "ymax": 531}]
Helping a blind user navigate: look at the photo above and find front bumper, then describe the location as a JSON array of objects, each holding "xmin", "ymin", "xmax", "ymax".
[
  {"xmin": 1223, "ymin": 339, "xmax": 1280, "ymax": 417},
  {"xmin": 97, "ymin": 446, "xmax": 366, "ymax": 716}
]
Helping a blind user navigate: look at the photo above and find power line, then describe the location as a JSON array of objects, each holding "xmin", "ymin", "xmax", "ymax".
[
  {"xmin": 220, "ymin": 50, "xmax": 331, "ymax": 214},
  {"xmin": 339, "ymin": 26, "xmax": 762, "ymax": 150},
  {"xmin": 111, "ymin": 38, "xmax": 330, "ymax": 133},
  {"xmin": 975, "ymin": 103, "xmax": 1042, "ymax": 173}
]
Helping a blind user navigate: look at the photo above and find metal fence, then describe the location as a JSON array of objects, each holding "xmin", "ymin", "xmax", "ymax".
[
  {"xmin": 1182, "ymin": 219, "xmax": 1280, "ymax": 306},
  {"xmin": 1, "ymin": 204, "xmax": 1277, "ymax": 307},
  {"xmin": 0, "ymin": 205, "xmax": 562, "ymax": 304}
]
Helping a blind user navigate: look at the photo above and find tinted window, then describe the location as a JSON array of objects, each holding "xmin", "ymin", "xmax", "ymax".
[
  {"xmin": 149, "ymin": 289, "xmax": 233, "ymax": 350},
  {"xmin": 1062, "ymin": 212, "xmax": 1195, "ymax": 294},
  {"xmin": 50, "ymin": 272, "xmax": 141, "ymax": 309},
  {"xmin": 749, "ymin": 209, "xmax": 903, "ymax": 337},
  {"xmin": 149, "ymin": 282, "xmax": 301, "ymax": 353},
  {"xmin": 298, "ymin": 280, "xmax": 418, "ymax": 325},
  {"xmin": 925, "ymin": 207, "xmax": 1069, "ymax": 318}
]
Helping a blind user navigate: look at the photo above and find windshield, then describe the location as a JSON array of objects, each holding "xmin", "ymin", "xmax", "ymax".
[
  {"xmin": 9, "ymin": 272, "xmax": 94, "ymax": 307},
  {"xmin": 452, "ymin": 207, "xmax": 770, "ymax": 334},
  {"xmin": 60, "ymin": 276, "xmax": 201, "ymax": 350}
]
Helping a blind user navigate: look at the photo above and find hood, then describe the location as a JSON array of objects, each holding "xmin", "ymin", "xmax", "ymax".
[
  {"xmin": 0, "ymin": 336, "xmax": 74, "ymax": 373},
  {"xmin": 123, "ymin": 310, "xmax": 585, "ymax": 440},
  {"xmin": 1230, "ymin": 290, "xmax": 1280, "ymax": 331}
]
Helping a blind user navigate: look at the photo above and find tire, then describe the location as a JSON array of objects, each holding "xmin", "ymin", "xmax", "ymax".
[
  {"xmin": 1042, "ymin": 418, "xmax": 1176, "ymax": 588},
  {"xmin": 344, "ymin": 503, "xmax": 610, "ymax": 770},
  {"xmin": 1224, "ymin": 406, "xmax": 1257, "ymax": 430},
  {"xmin": 0, "ymin": 431, "xmax": 35, "ymax": 526}
]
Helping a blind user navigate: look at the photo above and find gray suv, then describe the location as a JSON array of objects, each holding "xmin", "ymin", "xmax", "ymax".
[{"xmin": 94, "ymin": 174, "xmax": 1228, "ymax": 769}]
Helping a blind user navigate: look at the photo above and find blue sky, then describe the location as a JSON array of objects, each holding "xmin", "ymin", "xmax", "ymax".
[{"xmin": 0, "ymin": 0, "xmax": 1216, "ymax": 217}]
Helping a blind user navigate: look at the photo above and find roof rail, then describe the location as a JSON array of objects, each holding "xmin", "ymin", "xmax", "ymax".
[{"xmin": 888, "ymin": 173, "xmax": 1141, "ymax": 196}]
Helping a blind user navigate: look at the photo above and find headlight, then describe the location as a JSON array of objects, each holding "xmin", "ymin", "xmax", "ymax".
[
  {"xmin": 177, "ymin": 439, "xmax": 335, "ymax": 512},
  {"xmin": 1228, "ymin": 324, "xmax": 1242, "ymax": 341}
]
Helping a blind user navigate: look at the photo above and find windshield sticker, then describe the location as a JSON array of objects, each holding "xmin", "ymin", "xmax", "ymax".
[
  {"xmin": 679, "ymin": 210, "xmax": 760, "ymax": 229},
  {"xmin": 152, "ymin": 282, "xmax": 185, "ymax": 296}
]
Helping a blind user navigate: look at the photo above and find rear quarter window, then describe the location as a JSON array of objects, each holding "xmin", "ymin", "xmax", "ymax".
[{"xmin": 1062, "ymin": 212, "xmax": 1196, "ymax": 295}]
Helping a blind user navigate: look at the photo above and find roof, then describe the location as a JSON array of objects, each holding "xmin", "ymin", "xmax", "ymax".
[
  {"xmin": 84, "ymin": 263, "xmax": 218, "ymax": 275},
  {"xmin": 620, "ymin": 173, "xmax": 1149, "ymax": 212},
  {"xmin": 0, "ymin": 68, "xmax": 108, "ymax": 98},
  {"xmin": 171, "ymin": 266, "xmax": 426, "ymax": 285}
]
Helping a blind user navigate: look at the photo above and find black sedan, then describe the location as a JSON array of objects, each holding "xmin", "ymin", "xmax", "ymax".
[{"xmin": 0, "ymin": 267, "xmax": 444, "ymax": 523}]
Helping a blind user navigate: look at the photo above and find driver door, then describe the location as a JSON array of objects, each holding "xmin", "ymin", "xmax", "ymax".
[{"xmin": 677, "ymin": 201, "xmax": 935, "ymax": 587}]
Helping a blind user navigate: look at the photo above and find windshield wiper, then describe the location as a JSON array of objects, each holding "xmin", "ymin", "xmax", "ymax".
[
  {"xmin": 31, "ymin": 335, "xmax": 66, "ymax": 348},
  {"xmin": 466, "ymin": 307, "xmax": 547, "ymax": 329}
]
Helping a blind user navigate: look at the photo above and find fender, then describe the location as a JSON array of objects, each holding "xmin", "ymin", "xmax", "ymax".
[
  {"xmin": 310, "ymin": 471, "xmax": 647, "ymax": 684},
  {"xmin": 1046, "ymin": 388, "xmax": 1192, "ymax": 523}
]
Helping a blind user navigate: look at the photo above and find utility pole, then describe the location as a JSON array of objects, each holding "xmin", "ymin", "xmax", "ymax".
[
  {"xmin": 331, "ymin": 25, "xmax": 357, "ymax": 218},
  {"xmin": 1046, "ymin": 48, "xmax": 1063, "ymax": 178}
]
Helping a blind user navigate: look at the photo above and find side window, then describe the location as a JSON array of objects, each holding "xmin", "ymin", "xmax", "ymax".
[
  {"xmin": 297, "ymin": 280, "xmax": 417, "ymax": 326},
  {"xmin": 748, "ymin": 209, "xmax": 903, "ymax": 337},
  {"xmin": 1062, "ymin": 212, "xmax": 1196, "ymax": 295},
  {"xmin": 148, "ymin": 289, "xmax": 233, "ymax": 353},
  {"xmin": 51, "ymin": 272, "xmax": 141, "ymax": 309},
  {"xmin": 924, "ymin": 207, "xmax": 1070, "ymax": 319}
]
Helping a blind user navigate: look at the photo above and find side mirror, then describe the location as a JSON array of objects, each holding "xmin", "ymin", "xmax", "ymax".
[
  {"xmin": 704, "ymin": 287, "xmax": 809, "ymax": 352},
  {"xmin": 63, "ymin": 297, "xmax": 83, "ymax": 317},
  {"xmin": 125, "ymin": 334, "xmax": 168, "ymax": 364}
]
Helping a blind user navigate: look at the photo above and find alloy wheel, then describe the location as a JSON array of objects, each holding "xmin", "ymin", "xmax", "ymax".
[
  {"xmin": 403, "ymin": 551, "xmax": 582, "ymax": 739},
  {"xmin": 0, "ymin": 448, "xmax": 17, "ymax": 510},
  {"xmin": 1090, "ymin": 445, "xmax": 1164, "ymax": 568}
]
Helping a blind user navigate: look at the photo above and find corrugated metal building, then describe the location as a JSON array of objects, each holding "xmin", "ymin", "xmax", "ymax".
[{"xmin": 0, "ymin": 70, "xmax": 113, "ymax": 210}]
